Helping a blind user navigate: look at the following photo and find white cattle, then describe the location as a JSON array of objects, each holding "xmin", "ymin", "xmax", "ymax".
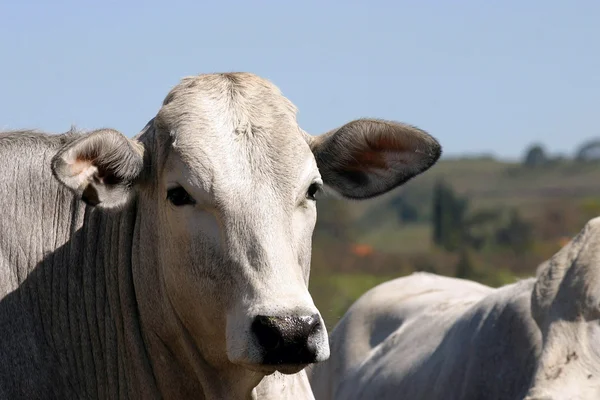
[
  {"xmin": 309, "ymin": 217, "xmax": 600, "ymax": 400},
  {"xmin": 0, "ymin": 72, "xmax": 441, "ymax": 399}
]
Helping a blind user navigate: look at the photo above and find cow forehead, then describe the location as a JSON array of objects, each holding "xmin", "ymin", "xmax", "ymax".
[
  {"xmin": 157, "ymin": 72, "xmax": 299, "ymax": 138},
  {"xmin": 155, "ymin": 73, "xmax": 317, "ymax": 187}
]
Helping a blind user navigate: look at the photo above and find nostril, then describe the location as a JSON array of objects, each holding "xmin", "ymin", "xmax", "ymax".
[
  {"xmin": 252, "ymin": 314, "xmax": 323, "ymax": 365},
  {"xmin": 252, "ymin": 316, "xmax": 283, "ymax": 351},
  {"xmin": 309, "ymin": 314, "xmax": 320, "ymax": 330},
  {"xmin": 301, "ymin": 314, "xmax": 321, "ymax": 337}
]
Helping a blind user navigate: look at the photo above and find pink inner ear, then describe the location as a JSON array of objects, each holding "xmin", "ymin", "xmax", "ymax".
[
  {"xmin": 346, "ymin": 134, "xmax": 412, "ymax": 171},
  {"xmin": 367, "ymin": 131, "xmax": 416, "ymax": 153},
  {"xmin": 348, "ymin": 151, "xmax": 389, "ymax": 171},
  {"xmin": 70, "ymin": 158, "xmax": 92, "ymax": 174}
]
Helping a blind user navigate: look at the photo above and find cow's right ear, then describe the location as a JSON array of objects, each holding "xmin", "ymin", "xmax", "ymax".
[{"xmin": 51, "ymin": 128, "xmax": 145, "ymax": 209}]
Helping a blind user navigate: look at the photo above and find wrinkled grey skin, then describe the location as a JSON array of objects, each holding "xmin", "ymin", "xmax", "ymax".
[
  {"xmin": 0, "ymin": 72, "xmax": 441, "ymax": 399},
  {"xmin": 309, "ymin": 218, "xmax": 600, "ymax": 400}
]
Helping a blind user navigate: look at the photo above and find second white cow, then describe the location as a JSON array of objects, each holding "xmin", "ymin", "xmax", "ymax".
[{"xmin": 310, "ymin": 217, "xmax": 600, "ymax": 400}]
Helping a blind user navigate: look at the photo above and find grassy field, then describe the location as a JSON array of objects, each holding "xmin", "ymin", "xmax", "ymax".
[{"xmin": 359, "ymin": 222, "xmax": 432, "ymax": 254}]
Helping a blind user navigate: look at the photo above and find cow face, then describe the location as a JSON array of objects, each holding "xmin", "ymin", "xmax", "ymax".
[{"xmin": 51, "ymin": 72, "xmax": 441, "ymax": 376}]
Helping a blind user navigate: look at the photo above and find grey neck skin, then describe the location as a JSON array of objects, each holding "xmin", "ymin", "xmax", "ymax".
[
  {"xmin": 0, "ymin": 132, "xmax": 263, "ymax": 399},
  {"xmin": 0, "ymin": 132, "xmax": 155, "ymax": 398}
]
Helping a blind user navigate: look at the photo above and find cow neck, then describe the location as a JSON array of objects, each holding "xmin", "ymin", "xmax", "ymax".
[
  {"xmin": 0, "ymin": 134, "xmax": 155, "ymax": 398},
  {"xmin": 42, "ymin": 200, "xmax": 160, "ymax": 398}
]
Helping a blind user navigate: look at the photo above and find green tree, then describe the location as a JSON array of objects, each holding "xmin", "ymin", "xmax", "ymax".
[
  {"xmin": 522, "ymin": 144, "xmax": 547, "ymax": 168},
  {"xmin": 575, "ymin": 139, "xmax": 600, "ymax": 162},
  {"xmin": 463, "ymin": 209, "xmax": 502, "ymax": 251},
  {"xmin": 432, "ymin": 180, "xmax": 468, "ymax": 251},
  {"xmin": 494, "ymin": 209, "xmax": 534, "ymax": 255},
  {"xmin": 388, "ymin": 196, "xmax": 419, "ymax": 223}
]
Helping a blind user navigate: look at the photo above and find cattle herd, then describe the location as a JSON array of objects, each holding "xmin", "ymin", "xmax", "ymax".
[{"xmin": 0, "ymin": 72, "xmax": 597, "ymax": 399}]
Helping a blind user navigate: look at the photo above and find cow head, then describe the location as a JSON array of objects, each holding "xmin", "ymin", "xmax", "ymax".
[
  {"xmin": 51, "ymin": 73, "xmax": 441, "ymax": 380},
  {"xmin": 527, "ymin": 217, "xmax": 600, "ymax": 399}
]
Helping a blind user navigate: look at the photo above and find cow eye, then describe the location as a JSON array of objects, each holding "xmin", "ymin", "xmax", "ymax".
[
  {"xmin": 306, "ymin": 182, "xmax": 322, "ymax": 201},
  {"xmin": 166, "ymin": 186, "xmax": 196, "ymax": 206}
]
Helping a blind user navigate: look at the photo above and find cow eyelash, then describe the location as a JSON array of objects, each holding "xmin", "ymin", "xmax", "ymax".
[
  {"xmin": 306, "ymin": 182, "xmax": 322, "ymax": 201},
  {"xmin": 166, "ymin": 186, "xmax": 196, "ymax": 207}
]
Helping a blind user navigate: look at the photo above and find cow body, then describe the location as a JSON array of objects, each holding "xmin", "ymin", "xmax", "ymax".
[
  {"xmin": 0, "ymin": 72, "xmax": 441, "ymax": 399},
  {"xmin": 310, "ymin": 218, "xmax": 600, "ymax": 400}
]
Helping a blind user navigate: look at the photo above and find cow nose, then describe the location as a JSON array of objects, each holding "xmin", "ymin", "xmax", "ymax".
[{"xmin": 252, "ymin": 314, "xmax": 322, "ymax": 365}]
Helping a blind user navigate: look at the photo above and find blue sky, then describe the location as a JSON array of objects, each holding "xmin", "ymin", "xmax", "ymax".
[{"xmin": 1, "ymin": 1, "xmax": 598, "ymax": 159}]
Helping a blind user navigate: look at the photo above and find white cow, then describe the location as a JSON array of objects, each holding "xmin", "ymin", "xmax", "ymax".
[
  {"xmin": 309, "ymin": 217, "xmax": 600, "ymax": 400},
  {"xmin": 0, "ymin": 72, "xmax": 441, "ymax": 399}
]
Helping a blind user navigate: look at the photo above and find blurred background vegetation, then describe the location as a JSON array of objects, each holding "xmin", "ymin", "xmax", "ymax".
[{"xmin": 310, "ymin": 139, "xmax": 600, "ymax": 330}]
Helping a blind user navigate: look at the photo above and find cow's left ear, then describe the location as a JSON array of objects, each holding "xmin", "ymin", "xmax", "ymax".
[
  {"xmin": 51, "ymin": 128, "xmax": 145, "ymax": 209},
  {"xmin": 308, "ymin": 119, "xmax": 442, "ymax": 199}
]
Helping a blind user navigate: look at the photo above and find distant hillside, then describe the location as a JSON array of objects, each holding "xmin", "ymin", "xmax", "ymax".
[{"xmin": 315, "ymin": 157, "xmax": 600, "ymax": 255}]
